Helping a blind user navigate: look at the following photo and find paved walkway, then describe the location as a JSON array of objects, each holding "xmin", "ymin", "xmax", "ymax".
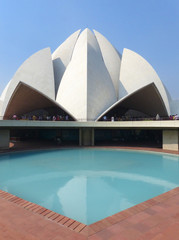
[
  {"xmin": 0, "ymin": 188, "xmax": 179, "ymax": 240},
  {"xmin": 1, "ymin": 140, "xmax": 179, "ymax": 155},
  {"xmin": 0, "ymin": 196, "xmax": 85, "ymax": 240},
  {"xmin": 87, "ymin": 188, "xmax": 179, "ymax": 240}
]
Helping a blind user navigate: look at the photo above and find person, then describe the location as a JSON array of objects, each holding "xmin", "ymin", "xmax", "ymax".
[
  {"xmin": 174, "ymin": 114, "xmax": 179, "ymax": 120},
  {"xmin": 46, "ymin": 116, "xmax": 51, "ymax": 121},
  {"xmin": 103, "ymin": 116, "xmax": 107, "ymax": 121},
  {"xmin": 111, "ymin": 116, "xmax": 114, "ymax": 122},
  {"xmin": 32, "ymin": 115, "xmax": 37, "ymax": 121},
  {"xmin": 56, "ymin": 137, "xmax": 61, "ymax": 144},
  {"xmin": 12, "ymin": 114, "xmax": 17, "ymax": 120},
  {"xmin": 65, "ymin": 115, "xmax": 69, "ymax": 121},
  {"xmin": 156, "ymin": 114, "xmax": 160, "ymax": 120},
  {"xmin": 21, "ymin": 115, "xmax": 26, "ymax": 120},
  {"xmin": 52, "ymin": 115, "xmax": 56, "ymax": 121}
]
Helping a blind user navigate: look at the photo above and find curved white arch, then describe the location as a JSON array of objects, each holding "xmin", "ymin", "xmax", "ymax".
[
  {"xmin": 0, "ymin": 80, "xmax": 12, "ymax": 101},
  {"xmin": 0, "ymin": 29, "xmax": 175, "ymax": 122},
  {"xmin": 56, "ymin": 28, "xmax": 117, "ymax": 121},
  {"xmin": 96, "ymin": 82, "xmax": 168, "ymax": 121},
  {"xmin": 3, "ymin": 82, "xmax": 77, "ymax": 121},
  {"xmin": 119, "ymin": 48, "xmax": 170, "ymax": 115},
  {"xmin": 94, "ymin": 29, "xmax": 121, "ymax": 98},
  {"xmin": 52, "ymin": 30, "xmax": 81, "ymax": 96},
  {"xmin": 0, "ymin": 80, "xmax": 12, "ymax": 118},
  {"xmin": 1, "ymin": 48, "xmax": 55, "ymax": 117}
]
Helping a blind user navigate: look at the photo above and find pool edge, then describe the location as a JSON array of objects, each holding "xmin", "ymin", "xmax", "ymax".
[{"xmin": 0, "ymin": 187, "xmax": 179, "ymax": 237}]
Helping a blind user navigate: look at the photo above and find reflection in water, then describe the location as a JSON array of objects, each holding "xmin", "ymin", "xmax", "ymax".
[
  {"xmin": 58, "ymin": 176, "xmax": 87, "ymax": 223},
  {"xmin": 0, "ymin": 149, "xmax": 178, "ymax": 224}
]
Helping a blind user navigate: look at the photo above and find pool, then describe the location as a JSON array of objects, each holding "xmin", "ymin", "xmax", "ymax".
[{"xmin": 0, "ymin": 148, "xmax": 178, "ymax": 225}]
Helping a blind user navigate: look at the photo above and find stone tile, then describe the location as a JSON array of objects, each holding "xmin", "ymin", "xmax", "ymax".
[
  {"xmin": 68, "ymin": 221, "xmax": 81, "ymax": 230},
  {"xmin": 127, "ymin": 211, "xmax": 150, "ymax": 224}
]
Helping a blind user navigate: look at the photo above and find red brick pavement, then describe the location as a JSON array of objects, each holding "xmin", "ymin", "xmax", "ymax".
[{"xmin": 0, "ymin": 188, "xmax": 179, "ymax": 240}]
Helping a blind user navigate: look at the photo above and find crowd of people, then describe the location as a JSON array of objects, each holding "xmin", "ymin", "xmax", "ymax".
[
  {"xmin": 101, "ymin": 114, "xmax": 179, "ymax": 121},
  {"xmin": 10, "ymin": 113, "xmax": 179, "ymax": 121},
  {"xmin": 11, "ymin": 114, "xmax": 70, "ymax": 121},
  {"xmin": 169, "ymin": 114, "xmax": 179, "ymax": 120}
]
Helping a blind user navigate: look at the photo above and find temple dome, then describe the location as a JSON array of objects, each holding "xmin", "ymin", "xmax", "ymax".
[{"xmin": 1, "ymin": 29, "xmax": 177, "ymax": 121}]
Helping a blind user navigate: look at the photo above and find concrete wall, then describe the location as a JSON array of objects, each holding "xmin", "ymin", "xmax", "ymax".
[
  {"xmin": 163, "ymin": 130, "xmax": 179, "ymax": 151},
  {"xmin": 79, "ymin": 128, "xmax": 94, "ymax": 146},
  {"xmin": 0, "ymin": 120, "xmax": 179, "ymax": 129},
  {"xmin": 0, "ymin": 129, "xmax": 10, "ymax": 148},
  {"xmin": 0, "ymin": 121, "xmax": 179, "ymax": 150}
]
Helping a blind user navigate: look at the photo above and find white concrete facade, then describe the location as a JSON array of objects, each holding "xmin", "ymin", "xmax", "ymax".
[
  {"xmin": 94, "ymin": 30, "xmax": 121, "ymax": 98},
  {"xmin": 163, "ymin": 130, "xmax": 179, "ymax": 151},
  {"xmin": 1, "ymin": 48, "xmax": 55, "ymax": 118},
  {"xmin": 56, "ymin": 29, "xmax": 116, "ymax": 121},
  {"xmin": 0, "ymin": 120, "xmax": 179, "ymax": 149},
  {"xmin": 119, "ymin": 49, "xmax": 170, "ymax": 115},
  {"xmin": 0, "ymin": 29, "xmax": 178, "ymax": 121},
  {"xmin": 52, "ymin": 30, "xmax": 81, "ymax": 96}
]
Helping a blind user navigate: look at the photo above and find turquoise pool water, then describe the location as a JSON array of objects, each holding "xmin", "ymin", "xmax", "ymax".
[{"xmin": 0, "ymin": 148, "xmax": 178, "ymax": 225}]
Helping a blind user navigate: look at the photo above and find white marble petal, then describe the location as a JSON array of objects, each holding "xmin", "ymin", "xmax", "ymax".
[
  {"xmin": 52, "ymin": 30, "xmax": 81, "ymax": 96},
  {"xmin": 56, "ymin": 29, "xmax": 117, "ymax": 121},
  {"xmin": 1, "ymin": 29, "xmax": 176, "ymax": 120},
  {"xmin": 119, "ymin": 48, "xmax": 170, "ymax": 115},
  {"xmin": 97, "ymin": 83, "xmax": 169, "ymax": 120},
  {"xmin": 1, "ymin": 48, "xmax": 55, "ymax": 116},
  {"xmin": 94, "ymin": 30, "xmax": 121, "ymax": 98}
]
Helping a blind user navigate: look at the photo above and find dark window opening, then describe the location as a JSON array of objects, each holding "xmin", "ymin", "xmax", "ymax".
[{"xmin": 95, "ymin": 129, "xmax": 162, "ymax": 148}]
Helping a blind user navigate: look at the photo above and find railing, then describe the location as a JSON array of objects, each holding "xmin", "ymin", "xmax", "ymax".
[
  {"xmin": 1, "ymin": 116, "xmax": 179, "ymax": 121},
  {"xmin": 98, "ymin": 116, "xmax": 179, "ymax": 121},
  {"xmin": 1, "ymin": 116, "xmax": 74, "ymax": 121}
]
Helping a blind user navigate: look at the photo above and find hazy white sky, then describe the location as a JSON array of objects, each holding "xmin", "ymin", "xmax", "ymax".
[{"xmin": 0, "ymin": 0, "xmax": 178, "ymax": 98}]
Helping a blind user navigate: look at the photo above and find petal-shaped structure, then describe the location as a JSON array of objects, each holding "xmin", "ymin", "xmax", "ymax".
[
  {"xmin": 0, "ymin": 80, "xmax": 12, "ymax": 101},
  {"xmin": 4, "ymin": 83, "xmax": 56, "ymax": 117},
  {"xmin": 3, "ymin": 82, "xmax": 77, "ymax": 120},
  {"xmin": 0, "ymin": 29, "xmax": 176, "ymax": 121},
  {"xmin": 97, "ymin": 83, "xmax": 169, "ymax": 120},
  {"xmin": 1, "ymin": 48, "xmax": 55, "ymax": 117},
  {"xmin": 52, "ymin": 30, "xmax": 81, "ymax": 96},
  {"xmin": 94, "ymin": 30, "xmax": 121, "ymax": 98},
  {"xmin": 0, "ymin": 80, "xmax": 11, "ymax": 118},
  {"xmin": 119, "ymin": 48, "xmax": 170, "ymax": 115},
  {"xmin": 56, "ymin": 29, "xmax": 117, "ymax": 121}
]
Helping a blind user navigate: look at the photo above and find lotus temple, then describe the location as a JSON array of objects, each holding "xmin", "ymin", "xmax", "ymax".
[{"xmin": 0, "ymin": 28, "xmax": 179, "ymax": 150}]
